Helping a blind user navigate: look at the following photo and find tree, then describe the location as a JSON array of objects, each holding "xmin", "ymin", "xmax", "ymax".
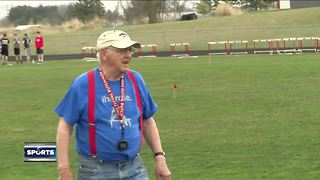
[
  {"xmin": 168, "ymin": 0, "xmax": 188, "ymax": 18},
  {"xmin": 196, "ymin": 0, "xmax": 211, "ymax": 15},
  {"xmin": 146, "ymin": 0, "xmax": 160, "ymax": 23},
  {"xmin": 8, "ymin": 5, "xmax": 34, "ymax": 25},
  {"xmin": 120, "ymin": 0, "xmax": 194, "ymax": 24},
  {"xmin": 158, "ymin": 0, "xmax": 168, "ymax": 21},
  {"xmin": 120, "ymin": 0, "xmax": 164, "ymax": 24},
  {"xmin": 202, "ymin": 0, "xmax": 212, "ymax": 11},
  {"xmin": 206, "ymin": 0, "xmax": 271, "ymax": 11},
  {"xmin": 121, "ymin": 0, "xmax": 147, "ymax": 24},
  {"xmin": 8, "ymin": 5, "xmax": 65, "ymax": 25},
  {"xmin": 32, "ymin": 5, "xmax": 64, "ymax": 25},
  {"xmin": 67, "ymin": 0, "xmax": 106, "ymax": 23},
  {"xmin": 105, "ymin": 7, "xmax": 122, "ymax": 24},
  {"xmin": 243, "ymin": 0, "xmax": 271, "ymax": 10}
]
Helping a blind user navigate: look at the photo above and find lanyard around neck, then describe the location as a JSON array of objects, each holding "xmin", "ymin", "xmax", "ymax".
[{"xmin": 98, "ymin": 67, "xmax": 125, "ymax": 123}]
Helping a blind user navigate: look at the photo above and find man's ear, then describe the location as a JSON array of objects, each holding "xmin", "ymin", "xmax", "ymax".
[{"xmin": 99, "ymin": 49, "xmax": 109, "ymax": 61}]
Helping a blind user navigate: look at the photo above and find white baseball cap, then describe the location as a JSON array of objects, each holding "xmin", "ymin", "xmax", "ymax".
[{"xmin": 96, "ymin": 30, "xmax": 141, "ymax": 49}]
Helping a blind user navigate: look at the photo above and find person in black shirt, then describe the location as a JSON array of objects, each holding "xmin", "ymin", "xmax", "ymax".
[
  {"xmin": 1, "ymin": 33, "xmax": 9, "ymax": 65},
  {"xmin": 0, "ymin": 33, "xmax": 2, "ymax": 63}
]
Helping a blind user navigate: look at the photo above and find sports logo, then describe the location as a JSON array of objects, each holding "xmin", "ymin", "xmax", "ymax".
[
  {"xmin": 24, "ymin": 142, "xmax": 56, "ymax": 162},
  {"xmin": 119, "ymin": 33, "xmax": 128, "ymax": 38}
]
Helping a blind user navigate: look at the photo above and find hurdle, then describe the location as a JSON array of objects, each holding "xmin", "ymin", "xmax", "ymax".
[
  {"xmin": 318, "ymin": 37, "xmax": 320, "ymax": 52},
  {"xmin": 208, "ymin": 41, "xmax": 228, "ymax": 55},
  {"xmin": 81, "ymin": 47, "xmax": 98, "ymax": 61},
  {"xmin": 170, "ymin": 42, "xmax": 190, "ymax": 57},
  {"xmin": 207, "ymin": 41, "xmax": 229, "ymax": 64},
  {"xmin": 281, "ymin": 38, "xmax": 298, "ymax": 54},
  {"xmin": 253, "ymin": 39, "xmax": 274, "ymax": 55},
  {"xmin": 297, "ymin": 37, "xmax": 318, "ymax": 53},
  {"xmin": 137, "ymin": 44, "xmax": 157, "ymax": 58},
  {"xmin": 272, "ymin": 39, "xmax": 282, "ymax": 54},
  {"xmin": 228, "ymin": 40, "xmax": 248, "ymax": 55}
]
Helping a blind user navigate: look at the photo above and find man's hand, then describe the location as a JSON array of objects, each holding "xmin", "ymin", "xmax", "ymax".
[{"xmin": 155, "ymin": 156, "xmax": 171, "ymax": 180}]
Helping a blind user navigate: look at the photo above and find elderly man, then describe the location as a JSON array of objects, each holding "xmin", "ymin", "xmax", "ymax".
[{"xmin": 55, "ymin": 30, "xmax": 171, "ymax": 180}]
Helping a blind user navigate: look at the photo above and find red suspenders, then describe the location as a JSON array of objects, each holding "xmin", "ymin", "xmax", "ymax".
[
  {"xmin": 87, "ymin": 70, "xmax": 97, "ymax": 156},
  {"xmin": 127, "ymin": 71, "xmax": 144, "ymax": 152},
  {"xmin": 87, "ymin": 70, "xmax": 143, "ymax": 157}
]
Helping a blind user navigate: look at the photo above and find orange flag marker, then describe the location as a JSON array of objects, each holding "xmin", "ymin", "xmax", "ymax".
[{"xmin": 173, "ymin": 83, "xmax": 177, "ymax": 98}]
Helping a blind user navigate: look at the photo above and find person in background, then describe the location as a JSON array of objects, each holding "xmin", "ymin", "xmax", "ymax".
[
  {"xmin": 35, "ymin": 31, "xmax": 44, "ymax": 64},
  {"xmin": 55, "ymin": 30, "xmax": 171, "ymax": 180},
  {"xmin": 13, "ymin": 33, "xmax": 23, "ymax": 64},
  {"xmin": 0, "ymin": 33, "xmax": 2, "ymax": 63},
  {"xmin": 0, "ymin": 33, "xmax": 9, "ymax": 65},
  {"xmin": 23, "ymin": 33, "xmax": 32, "ymax": 63}
]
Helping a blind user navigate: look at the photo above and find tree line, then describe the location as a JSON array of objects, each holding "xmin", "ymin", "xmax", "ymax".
[
  {"xmin": 7, "ymin": 0, "xmax": 191, "ymax": 26},
  {"xmin": 6, "ymin": 0, "xmax": 274, "ymax": 26},
  {"xmin": 196, "ymin": 0, "xmax": 276, "ymax": 15},
  {"xmin": 7, "ymin": 0, "xmax": 106, "ymax": 26}
]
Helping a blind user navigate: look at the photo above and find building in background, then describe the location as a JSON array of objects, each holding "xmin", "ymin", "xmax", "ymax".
[{"xmin": 276, "ymin": 0, "xmax": 320, "ymax": 9}]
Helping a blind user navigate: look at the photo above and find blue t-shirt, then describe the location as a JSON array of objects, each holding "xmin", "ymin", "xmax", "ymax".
[{"xmin": 55, "ymin": 68, "xmax": 158, "ymax": 162}]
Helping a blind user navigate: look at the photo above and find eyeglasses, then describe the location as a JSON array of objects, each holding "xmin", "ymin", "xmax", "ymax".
[{"xmin": 106, "ymin": 47, "xmax": 136, "ymax": 54}]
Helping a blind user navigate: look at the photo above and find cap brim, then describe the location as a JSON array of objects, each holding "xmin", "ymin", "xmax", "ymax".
[{"xmin": 111, "ymin": 40, "xmax": 141, "ymax": 49}]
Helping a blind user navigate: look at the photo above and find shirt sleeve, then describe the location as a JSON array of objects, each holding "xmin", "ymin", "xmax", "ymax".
[
  {"xmin": 133, "ymin": 71, "xmax": 158, "ymax": 120},
  {"xmin": 54, "ymin": 78, "xmax": 84, "ymax": 126}
]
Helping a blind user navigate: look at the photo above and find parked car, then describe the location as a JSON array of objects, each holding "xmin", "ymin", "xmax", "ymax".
[{"xmin": 181, "ymin": 12, "xmax": 198, "ymax": 21}]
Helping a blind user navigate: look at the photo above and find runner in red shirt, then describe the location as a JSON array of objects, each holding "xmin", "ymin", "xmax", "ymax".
[{"xmin": 35, "ymin": 31, "xmax": 44, "ymax": 64}]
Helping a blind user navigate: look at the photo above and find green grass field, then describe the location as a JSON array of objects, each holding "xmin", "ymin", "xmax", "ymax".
[{"xmin": 0, "ymin": 54, "xmax": 320, "ymax": 179}]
